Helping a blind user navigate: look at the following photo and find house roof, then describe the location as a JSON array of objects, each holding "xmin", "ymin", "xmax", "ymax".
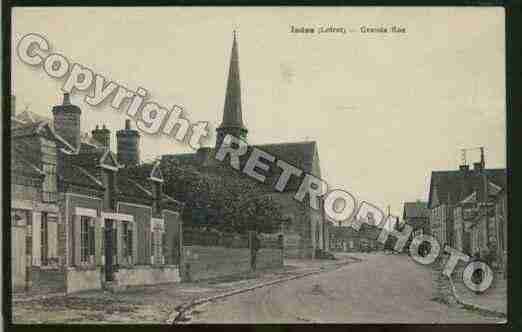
[
  {"xmin": 117, "ymin": 161, "xmax": 181, "ymax": 206},
  {"xmin": 458, "ymin": 181, "xmax": 504, "ymax": 205},
  {"xmin": 403, "ymin": 201, "xmax": 428, "ymax": 219},
  {"xmin": 427, "ymin": 168, "xmax": 506, "ymax": 209},
  {"xmin": 11, "ymin": 153, "xmax": 45, "ymax": 179},
  {"xmin": 11, "ymin": 110, "xmax": 103, "ymax": 152},
  {"xmin": 61, "ymin": 164, "xmax": 105, "ymax": 190},
  {"xmin": 11, "ymin": 104, "xmax": 183, "ymax": 211}
]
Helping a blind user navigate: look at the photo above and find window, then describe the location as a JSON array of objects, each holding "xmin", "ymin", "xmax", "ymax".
[
  {"xmin": 161, "ymin": 232, "xmax": 166, "ymax": 264},
  {"xmin": 41, "ymin": 213, "xmax": 48, "ymax": 265},
  {"xmin": 151, "ymin": 228, "xmax": 163, "ymax": 265},
  {"xmin": 80, "ymin": 216, "xmax": 94, "ymax": 264}
]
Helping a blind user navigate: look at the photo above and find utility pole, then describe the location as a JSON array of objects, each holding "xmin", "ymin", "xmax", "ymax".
[{"xmin": 481, "ymin": 147, "xmax": 489, "ymax": 250}]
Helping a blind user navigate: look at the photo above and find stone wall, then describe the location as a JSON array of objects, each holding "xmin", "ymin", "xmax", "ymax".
[
  {"xmin": 182, "ymin": 245, "xmax": 251, "ymax": 282},
  {"xmin": 114, "ymin": 265, "xmax": 181, "ymax": 287},
  {"xmin": 31, "ymin": 267, "xmax": 66, "ymax": 294},
  {"xmin": 277, "ymin": 193, "xmax": 314, "ymax": 258},
  {"xmin": 256, "ymin": 248, "xmax": 283, "ymax": 270},
  {"xmin": 66, "ymin": 267, "xmax": 102, "ymax": 293}
]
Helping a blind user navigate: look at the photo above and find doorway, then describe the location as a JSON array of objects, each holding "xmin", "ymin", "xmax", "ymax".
[{"xmin": 104, "ymin": 219, "xmax": 116, "ymax": 281}]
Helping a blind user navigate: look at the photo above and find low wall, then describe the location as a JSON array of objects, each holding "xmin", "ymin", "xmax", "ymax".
[
  {"xmin": 114, "ymin": 265, "xmax": 181, "ymax": 287},
  {"xmin": 256, "ymin": 248, "xmax": 283, "ymax": 270},
  {"xmin": 183, "ymin": 245, "xmax": 251, "ymax": 281},
  {"xmin": 283, "ymin": 234, "xmax": 301, "ymax": 258},
  {"xmin": 66, "ymin": 267, "xmax": 102, "ymax": 294},
  {"xmin": 31, "ymin": 267, "xmax": 66, "ymax": 294}
]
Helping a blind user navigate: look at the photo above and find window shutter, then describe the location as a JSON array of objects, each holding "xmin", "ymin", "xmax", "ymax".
[
  {"xmin": 117, "ymin": 221, "xmax": 124, "ymax": 265},
  {"xmin": 32, "ymin": 212, "xmax": 42, "ymax": 266},
  {"xmin": 88, "ymin": 219, "xmax": 95, "ymax": 261},
  {"xmin": 74, "ymin": 215, "xmax": 81, "ymax": 266},
  {"xmin": 128, "ymin": 223, "xmax": 133, "ymax": 264},
  {"xmin": 113, "ymin": 223, "xmax": 118, "ymax": 265},
  {"xmin": 132, "ymin": 221, "xmax": 138, "ymax": 265},
  {"xmin": 150, "ymin": 231, "xmax": 155, "ymax": 265},
  {"xmin": 95, "ymin": 217, "xmax": 103, "ymax": 266},
  {"xmin": 161, "ymin": 232, "xmax": 166, "ymax": 265}
]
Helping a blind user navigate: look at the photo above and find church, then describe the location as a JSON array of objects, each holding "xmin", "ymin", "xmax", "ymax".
[{"xmin": 161, "ymin": 33, "xmax": 331, "ymax": 259}]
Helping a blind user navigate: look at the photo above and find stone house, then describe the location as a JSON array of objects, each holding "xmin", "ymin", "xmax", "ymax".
[
  {"xmin": 161, "ymin": 34, "xmax": 328, "ymax": 258},
  {"xmin": 454, "ymin": 181, "xmax": 503, "ymax": 259},
  {"xmin": 328, "ymin": 223, "xmax": 383, "ymax": 252},
  {"xmin": 10, "ymin": 94, "xmax": 183, "ymax": 294},
  {"xmin": 494, "ymin": 189, "xmax": 508, "ymax": 274},
  {"xmin": 427, "ymin": 158, "xmax": 506, "ymax": 263}
]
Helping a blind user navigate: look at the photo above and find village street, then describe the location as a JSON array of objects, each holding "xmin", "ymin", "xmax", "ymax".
[
  {"xmin": 12, "ymin": 253, "xmax": 504, "ymax": 324},
  {"xmin": 184, "ymin": 253, "xmax": 504, "ymax": 324}
]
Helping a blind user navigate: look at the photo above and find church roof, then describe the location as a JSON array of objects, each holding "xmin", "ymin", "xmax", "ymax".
[
  {"xmin": 161, "ymin": 140, "xmax": 320, "ymax": 192},
  {"xmin": 219, "ymin": 32, "xmax": 247, "ymax": 131},
  {"xmin": 256, "ymin": 141, "xmax": 318, "ymax": 175}
]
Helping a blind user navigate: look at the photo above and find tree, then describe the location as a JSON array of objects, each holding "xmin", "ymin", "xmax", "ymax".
[
  {"xmin": 161, "ymin": 159, "xmax": 283, "ymax": 234},
  {"xmin": 238, "ymin": 195, "xmax": 284, "ymax": 233}
]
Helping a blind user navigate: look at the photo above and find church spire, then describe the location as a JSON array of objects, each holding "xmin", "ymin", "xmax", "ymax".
[{"xmin": 216, "ymin": 31, "xmax": 248, "ymax": 149}]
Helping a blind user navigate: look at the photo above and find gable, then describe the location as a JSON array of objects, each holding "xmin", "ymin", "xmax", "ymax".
[
  {"xmin": 150, "ymin": 162, "xmax": 164, "ymax": 182},
  {"xmin": 100, "ymin": 150, "xmax": 120, "ymax": 171}
]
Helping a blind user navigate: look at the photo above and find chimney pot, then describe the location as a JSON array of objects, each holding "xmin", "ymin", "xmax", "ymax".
[
  {"xmin": 125, "ymin": 119, "xmax": 131, "ymax": 130},
  {"xmin": 459, "ymin": 165, "xmax": 470, "ymax": 172}
]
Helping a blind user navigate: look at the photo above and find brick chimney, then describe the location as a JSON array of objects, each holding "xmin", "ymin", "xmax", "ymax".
[
  {"xmin": 117, "ymin": 119, "xmax": 141, "ymax": 167},
  {"xmin": 92, "ymin": 124, "xmax": 111, "ymax": 149},
  {"xmin": 52, "ymin": 93, "xmax": 82, "ymax": 150}
]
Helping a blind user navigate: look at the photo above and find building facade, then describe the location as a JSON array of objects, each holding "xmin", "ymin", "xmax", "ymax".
[
  {"xmin": 427, "ymin": 157, "xmax": 507, "ymax": 273},
  {"xmin": 11, "ymin": 95, "xmax": 183, "ymax": 294}
]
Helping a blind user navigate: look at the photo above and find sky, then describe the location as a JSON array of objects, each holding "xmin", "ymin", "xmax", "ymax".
[{"xmin": 12, "ymin": 7, "xmax": 506, "ymax": 219}]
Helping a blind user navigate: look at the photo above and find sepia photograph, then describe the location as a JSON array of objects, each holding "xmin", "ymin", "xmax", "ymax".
[{"xmin": 7, "ymin": 6, "xmax": 507, "ymax": 325}]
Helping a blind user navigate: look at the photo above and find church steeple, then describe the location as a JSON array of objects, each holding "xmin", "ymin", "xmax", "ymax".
[{"xmin": 216, "ymin": 31, "xmax": 248, "ymax": 149}]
